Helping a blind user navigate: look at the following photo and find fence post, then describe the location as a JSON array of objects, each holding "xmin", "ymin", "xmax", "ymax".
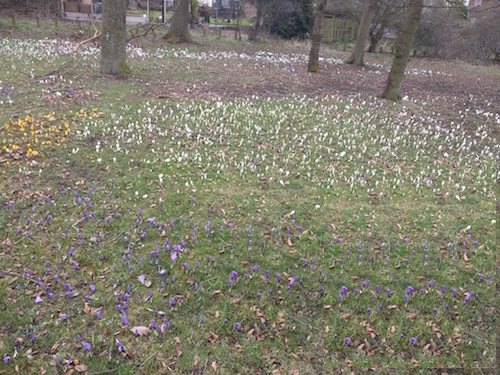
[{"xmin": 333, "ymin": 18, "xmax": 337, "ymax": 42}]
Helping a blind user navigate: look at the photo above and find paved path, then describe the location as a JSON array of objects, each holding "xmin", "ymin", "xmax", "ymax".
[{"xmin": 63, "ymin": 12, "xmax": 154, "ymax": 25}]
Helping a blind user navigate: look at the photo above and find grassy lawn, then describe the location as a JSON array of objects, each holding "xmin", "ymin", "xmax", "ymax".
[{"xmin": 0, "ymin": 16, "xmax": 498, "ymax": 374}]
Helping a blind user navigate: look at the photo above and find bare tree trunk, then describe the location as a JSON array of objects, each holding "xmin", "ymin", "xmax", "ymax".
[
  {"xmin": 164, "ymin": 0, "xmax": 192, "ymax": 43},
  {"xmin": 307, "ymin": 0, "xmax": 328, "ymax": 73},
  {"xmin": 368, "ymin": 20, "xmax": 385, "ymax": 53},
  {"xmin": 346, "ymin": 0, "xmax": 376, "ymax": 66},
  {"xmin": 250, "ymin": 0, "xmax": 265, "ymax": 41},
  {"xmin": 100, "ymin": 0, "xmax": 129, "ymax": 75},
  {"xmin": 381, "ymin": 0, "xmax": 423, "ymax": 101}
]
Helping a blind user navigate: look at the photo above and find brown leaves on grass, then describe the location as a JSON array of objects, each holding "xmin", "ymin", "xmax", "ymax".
[
  {"xmin": 130, "ymin": 326, "xmax": 152, "ymax": 336},
  {"xmin": 40, "ymin": 89, "xmax": 100, "ymax": 107}
]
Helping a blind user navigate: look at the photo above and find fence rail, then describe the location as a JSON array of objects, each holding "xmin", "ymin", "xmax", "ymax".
[{"xmin": 322, "ymin": 17, "xmax": 358, "ymax": 43}]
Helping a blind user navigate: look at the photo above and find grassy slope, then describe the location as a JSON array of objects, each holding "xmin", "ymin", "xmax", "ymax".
[{"xmin": 0, "ymin": 16, "xmax": 498, "ymax": 374}]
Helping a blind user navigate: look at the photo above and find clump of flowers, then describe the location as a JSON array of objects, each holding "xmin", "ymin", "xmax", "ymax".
[{"xmin": 0, "ymin": 109, "xmax": 93, "ymax": 167}]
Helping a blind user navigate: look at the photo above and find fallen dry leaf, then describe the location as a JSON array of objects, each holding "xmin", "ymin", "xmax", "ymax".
[
  {"xmin": 130, "ymin": 326, "xmax": 151, "ymax": 336},
  {"xmin": 74, "ymin": 364, "xmax": 87, "ymax": 372}
]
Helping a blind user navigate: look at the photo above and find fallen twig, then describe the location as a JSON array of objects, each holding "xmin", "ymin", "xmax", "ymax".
[
  {"xmin": 462, "ymin": 330, "xmax": 494, "ymax": 346},
  {"xmin": 127, "ymin": 22, "xmax": 164, "ymax": 42},
  {"xmin": 283, "ymin": 313, "xmax": 321, "ymax": 332},
  {"xmin": 88, "ymin": 368, "xmax": 117, "ymax": 375},
  {"xmin": 74, "ymin": 28, "xmax": 101, "ymax": 52},
  {"xmin": 0, "ymin": 270, "xmax": 38, "ymax": 285}
]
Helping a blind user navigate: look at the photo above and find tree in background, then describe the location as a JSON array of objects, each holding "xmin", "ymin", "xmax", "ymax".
[
  {"xmin": 368, "ymin": 0, "xmax": 407, "ymax": 53},
  {"xmin": 381, "ymin": 0, "xmax": 424, "ymax": 101},
  {"xmin": 248, "ymin": 0, "xmax": 266, "ymax": 41},
  {"xmin": 307, "ymin": 0, "xmax": 328, "ymax": 72},
  {"xmin": 266, "ymin": 0, "xmax": 313, "ymax": 39},
  {"xmin": 164, "ymin": 0, "xmax": 193, "ymax": 43},
  {"xmin": 345, "ymin": 0, "xmax": 376, "ymax": 65},
  {"xmin": 249, "ymin": 0, "xmax": 314, "ymax": 40},
  {"xmin": 415, "ymin": 0, "xmax": 500, "ymax": 61},
  {"xmin": 100, "ymin": 0, "xmax": 129, "ymax": 75}
]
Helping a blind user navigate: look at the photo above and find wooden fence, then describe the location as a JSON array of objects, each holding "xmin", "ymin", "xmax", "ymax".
[{"xmin": 322, "ymin": 17, "xmax": 358, "ymax": 43}]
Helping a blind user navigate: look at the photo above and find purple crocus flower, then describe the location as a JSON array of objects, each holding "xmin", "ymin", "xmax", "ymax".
[
  {"xmin": 3, "ymin": 354, "xmax": 11, "ymax": 363},
  {"xmin": 234, "ymin": 322, "xmax": 241, "ymax": 330},
  {"xmin": 276, "ymin": 273, "xmax": 281, "ymax": 283},
  {"xmin": 410, "ymin": 337, "xmax": 417, "ymax": 345},
  {"xmin": 83, "ymin": 342, "xmax": 91, "ymax": 351},
  {"xmin": 230, "ymin": 271, "xmax": 238, "ymax": 280},
  {"xmin": 340, "ymin": 286, "xmax": 348, "ymax": 295},
  {"xmin": 120, "ymin": 314, "xmax": 128, "ymax": 325},
  {"xmin": 344, "ymin": 337, "xmax": 351, "ymax": 345},
  {"xmin": 406, "ymin": 286, "xmax": 415, "ymax": 296}
]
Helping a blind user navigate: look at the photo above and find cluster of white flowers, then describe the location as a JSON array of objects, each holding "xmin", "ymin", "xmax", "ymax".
[{"xmin": 75, "ymin": 94, "xmax": 498, "ymax": 198}]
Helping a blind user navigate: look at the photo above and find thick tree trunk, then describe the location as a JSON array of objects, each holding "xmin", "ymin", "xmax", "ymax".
[
  {"xmin": 164, "ymin": 0, "xmax": 192, "ymax": 43},
  {"xmin": 307, "ymin": 0, "xmax": 328, "ymax": 73},
  {"xmin": 381, "ymin": 0, "xmax": 424, "ymax": 101},
  {"xmin": 346, "ymin": 0, "xmax": 376, "ymax": 66},
  {"xmin": 100, "ymin": 0, "xmax": 128, "ymax": 75}
]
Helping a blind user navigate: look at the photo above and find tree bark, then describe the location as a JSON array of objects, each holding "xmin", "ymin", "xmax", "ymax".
[
  {"xmin": 381, "ymin": 0, "xmax": 424, "ymax": 101},
  {"xmin": 307, "ymin": 0, "xmax": 328, "ymax": 73},
  {"xmin": 250, "ymin": 0, "xmax": 265, "ymax": 41},
  {"xmin": 164, "ymin": 0, "xmax": 192, "ymax": 43},
  {"xmin": 346, "ymin": 0, "xmax": 376, "ymax": 66},
  {"xmin": 100, "ymin": 0, "xmax": 129, "ymax": 75}
]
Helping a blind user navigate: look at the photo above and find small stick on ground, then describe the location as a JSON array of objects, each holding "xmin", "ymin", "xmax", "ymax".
[
  {"xmin": 463, "ymin": 330, "xmax": 494, "ymax": 346},
  {"xmin": 284, "ymin": 313, "xmax": 320, "ymax": 332}
]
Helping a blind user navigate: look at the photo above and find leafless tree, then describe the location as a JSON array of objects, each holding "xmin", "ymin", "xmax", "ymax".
[
  {"xmin": 308, "ymin": 0, "xmax": 328, "ymax": 72},
  {"xmin": 164, "ymin": 0, "xmax": 193, "ymax": 43},
  {"xmin": 346, "ymin": 0, "xmax": 376, "ymax": 66},
  {"xmin": 381, "ymin": 0, "xmax": 424, "ymax": 101}
]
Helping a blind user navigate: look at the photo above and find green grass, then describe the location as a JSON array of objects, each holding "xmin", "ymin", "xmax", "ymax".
[{"xmin": 0, "ymin": 15, "xmax": 498, "ymax": 374}]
